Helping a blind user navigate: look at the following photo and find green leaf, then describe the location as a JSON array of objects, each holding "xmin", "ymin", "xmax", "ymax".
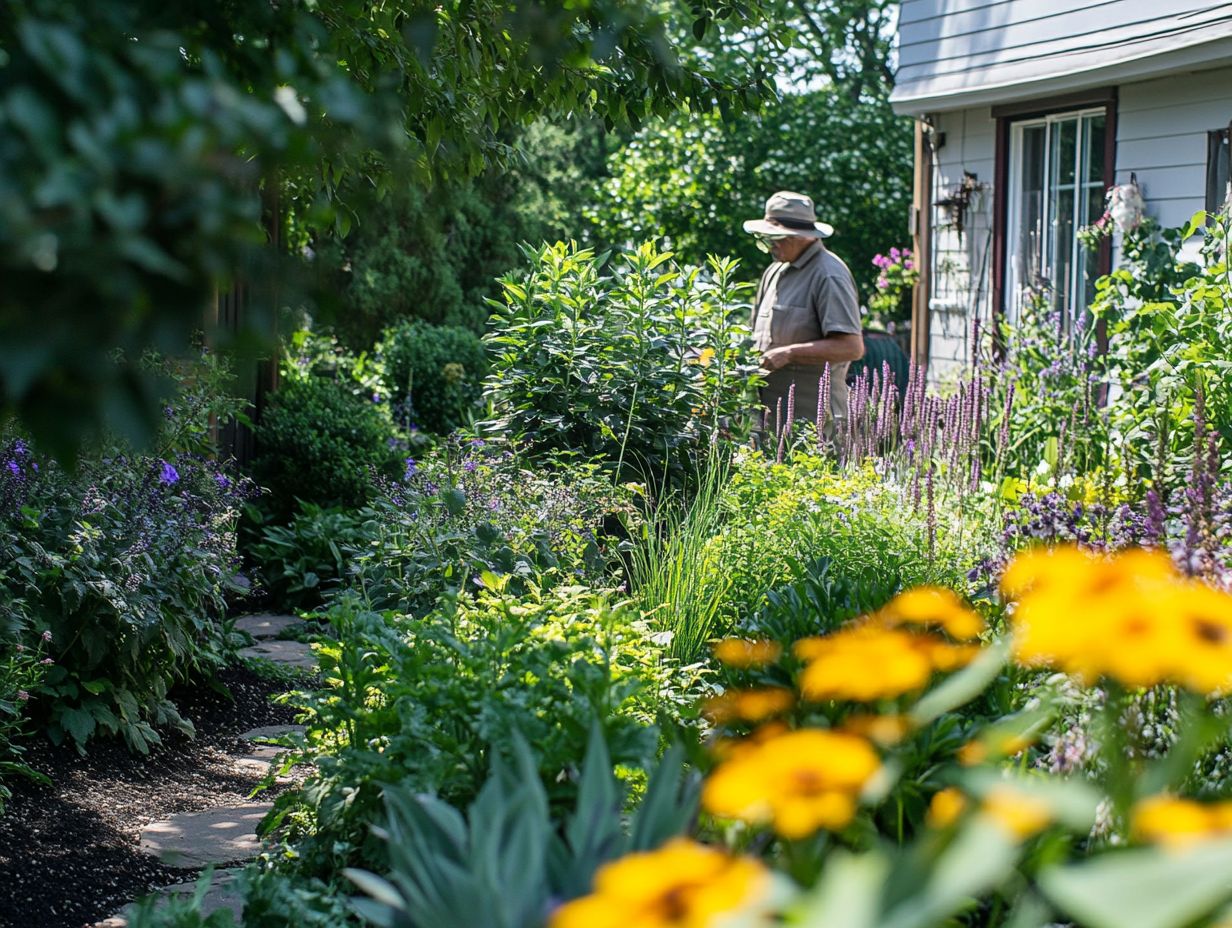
[
  {"xmin": 910, "ymin": 640, "xmax": 1008, "ymax": 727},
  {"xmin": 1038, "ymin": 840, "xmax": 1232, "ymax": 928},
  {"xmin": 59, "ymin": 707, "xmax": 97, "ymax": 746}
]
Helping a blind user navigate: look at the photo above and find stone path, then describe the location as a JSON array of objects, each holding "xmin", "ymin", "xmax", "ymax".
[{"xmin": 97, "ymin": 615, "xmax": 314, "ymax": 927}]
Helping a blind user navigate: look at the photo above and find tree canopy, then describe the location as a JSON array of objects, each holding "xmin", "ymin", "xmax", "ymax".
[{"xmin": 0, "ymin": 0, "xmax": 784, "ymax": 457}]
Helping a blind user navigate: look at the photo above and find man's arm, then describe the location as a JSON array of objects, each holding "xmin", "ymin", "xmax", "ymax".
[{"xmin": 761, "ymin": 332, "xmax": 864, "ymax": 370}]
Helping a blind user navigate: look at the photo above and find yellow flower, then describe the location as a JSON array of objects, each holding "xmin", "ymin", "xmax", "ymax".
[
  {"xmin": 795, "ymin": 627, "xmax": 936, "ymax": 702},
  {"xmin": 696, "ymin": 347, "xmax": 716, "ymax": 368},
  {"xmin": 926, "ymin": 787, "xmax": 967, "ymax": 828},
  {"xmin": 877, "ymin": 586, "xmax": 984, "ymax": 640},
  {"xmin": 703, "ymin": 729, "xmax": 880, "ymax": 839},
  {"xmin": 703, "ymin": 687, "xmax": 796, "ymax": 725},
  {"xmin": 1004, "ymin": 545, "xmax": 1232, "ymax": 694},
  {"xmin": 980, "ymin": 787, "xmax": 1052, "ymax": 840},
  {"xmin": 549, "ymin": 838, "xmax": 771, "ymax": 928},
  {"xmin": 713, "ymin": 638, "xmax": 782, "ymax": 669},
  {"xmin": 840, "ymin": 713, "xmax": 913, "ymax": 746},
  {"xmin": 1131, "ymin": 795, "xmax": 1232, "ymax": 848},
  {"xmin": 957, "ymin": 732, "xmax": 1035, "ymax": 767}
]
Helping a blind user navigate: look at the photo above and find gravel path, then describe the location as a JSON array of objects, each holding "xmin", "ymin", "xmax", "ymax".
[{"xmin": 0, "ymin": 665, "xmax": 299, "ymax": 928}]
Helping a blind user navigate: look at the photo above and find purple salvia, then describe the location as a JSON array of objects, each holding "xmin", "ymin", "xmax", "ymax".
[
  {"xmin": 926, "ymin": 463, "xmax": 937, "ymax": 564},
  {"xmin": 816, "ymin": 372, "xmax": 827, "ymax": 449},
  {"xmin": 998, "ymin": 379, "xmax": 1016, "ymax": 465},
  {"xmin": 821, "ymin": 365, "xmax": 832, "ymax": 446},
  {"xmin": 775, "ymin": 397, "xmax": 785, "ymax": 464},
  {"xmin": 786, "ymin": 382, "xmax": 796, "ymax": 435},
  {"xmin": 1144, "ymin": 488, "xmax": 1166, "ymax": 546}
]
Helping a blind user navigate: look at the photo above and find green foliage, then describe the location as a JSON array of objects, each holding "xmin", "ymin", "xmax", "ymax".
[
  {"xmin": 587, "ymin": 90, "xmax": 913, "ymax": 298},
  {"xmin": 1, "ymin": 0, "xmax": 783, "ymax": 458},
  {"xmin": 1093, "ymin": 210, "xmax": 1232, "ymax": 483},
  {"xmin": 265, "ymin": 585, "xmax": 665, "ymax": 873},
  {"xmin": 253, "ymin": 377, "xmax": 401, "ymax": 518},
  {"xmin": 124, "ymin": 870, "xmax": 238, "ymax": 928},
  {"xmin": 0, "ymin": 628, "xmax": 53, "ymax": 813},
  {"xmin": 345, "ymin": 731, "xmax": 697, "ymax": 928},
  {"xmin": 483, "ymin": 243, "xmax": 760, "ymax": 484},
  {"xmin": 380, "ymin": 320, "xmax": 487, "ymax": 436},
  {"xmin": 344, "ymin": 441, "xmax": 632, "ymax": 617},
  {"xmin": 247, "ymin": 503, "xmax": 375, "ymax": 611}
]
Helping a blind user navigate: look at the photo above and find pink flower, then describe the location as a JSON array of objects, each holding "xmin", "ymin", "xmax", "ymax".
[
  {"xmin": 16, "ymin": 690, "xmax": 29, "ymax": 702},
  {"xmin": 40, "ymin": 658, "xmax": 53, "ymax": 665},
  {"xmin": 876, "ymin": 277, "xmax": 889, "ymax": 290},
  {"xmin": 15, "ymin": 643, "xmax": 24, "ymax": 653},
  {"xmin": 890, "ymin": 246, "xmax": 902, "ymax": 260},
  {"xmin": 41, "ymin": 630, "xmax": 52, "ymax": 642},
  {"xmin": 904, "ymin": 259, "xmax": 914, "ymax": 270}
]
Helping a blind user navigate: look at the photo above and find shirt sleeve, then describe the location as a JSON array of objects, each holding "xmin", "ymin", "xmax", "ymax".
[{"xmin": 813, "ymin": 271, "xmax": 862, "ymax": 336}]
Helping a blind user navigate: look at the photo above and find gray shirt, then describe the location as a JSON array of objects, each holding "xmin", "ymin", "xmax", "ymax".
[{"xmin": 750, "ymin": 241, "xmax": 862, "ymax": 431}]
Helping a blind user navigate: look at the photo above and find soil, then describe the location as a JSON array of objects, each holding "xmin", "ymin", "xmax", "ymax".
[{"xmin": 0, "ymin": 664, "xmax": 299, "ymax": 928}]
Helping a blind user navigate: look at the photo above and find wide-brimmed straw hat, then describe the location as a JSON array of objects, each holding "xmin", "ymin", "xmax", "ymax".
[{"xmin": 742, "ymin": 191, "xmax": 833, "ymax": 238}]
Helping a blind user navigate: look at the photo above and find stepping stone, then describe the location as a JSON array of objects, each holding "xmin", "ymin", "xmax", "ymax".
[
  {"xmin": 240, "ymin": 724, "xmax": 306, "ymax": 742},
  {"xmin": 234, "ymin": 613, "xmax": 301, "ymax": 639},
  {"xmin": 139, "ymin": 803, "xmax": 273, "ymax": 869},
  {"xmin": 238, "ymin": 639, "xmax": 316, "ymax": 670},
  {"xmin": 98, "ymin": 870, "xmax": 244, "ymax": 927}
]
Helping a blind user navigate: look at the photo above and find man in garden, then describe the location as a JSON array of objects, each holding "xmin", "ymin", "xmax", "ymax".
[{"xmin": 745, "ymin": 191, "xmax": 864, "ymax": 444}]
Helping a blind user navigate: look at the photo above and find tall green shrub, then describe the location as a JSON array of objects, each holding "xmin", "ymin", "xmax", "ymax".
[
  {"xmin": 253, "ymin": 377, "xmax": 401, "ymax": 517},
  {"xmin": 380, "ymin": 321, "xmax": 487, "ymax": 436},
  {"xmin": 482, "ymin": 242, "xmax": 760, "ymax": 483}
]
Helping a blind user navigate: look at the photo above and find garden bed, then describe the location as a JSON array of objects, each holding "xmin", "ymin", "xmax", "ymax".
[{"xmin": 0, "ymin": 665, "xmax": 295, "ymax": 928}]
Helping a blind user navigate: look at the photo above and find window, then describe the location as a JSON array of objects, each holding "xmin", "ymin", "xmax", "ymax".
[
  {"xmin": 1004, "ymin": 109, "xmax": 1107, "ymax": 325},
  {"xmin": 1208, "ymin": 127, "xmax": 1231, "ymax": 214}
]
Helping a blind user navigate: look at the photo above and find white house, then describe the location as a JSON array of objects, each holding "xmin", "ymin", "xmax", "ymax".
[{"xmin": 890, "ymin": 0, "xmax": 1232, "ymax": 379}]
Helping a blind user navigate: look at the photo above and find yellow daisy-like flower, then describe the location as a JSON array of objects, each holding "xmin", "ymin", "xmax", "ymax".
[
  {"xmin": 703, "ymin": 687, "xmax": 796, "ymax": 725},
  {"xmin": 877, "ymin": 586, "xmax": 985, "ymax": 640},
  {"xmin": 713, "ymin": 637, "xmax": 782, "ymax": 669},
  {"xmin": 1004, "ymin": 545, "xmax": 1232, "ymax": 694},
  {"xmin": 695, "ymin": 347, "xmax": 717, "ymax": 368},
  {"xmin": 926, "ymin": 787, "xmax": 968, "ymax": 828},
  {"xmin": 957, "ymin": 732, "xmax": 1035, "ymax": 767},
  {"xmin": 703, "ymin": 729, "xmax": 880, "ymax": 839},
  {"xmin": 980, "ymin": 787, "xmax": 1052, "ymax": 840},
  {"xmin": 1131, "ymin": 795, "xmax": 1232, "ymax": 848},
  {"xmin": 795, "ymin": 626, "xmax": 936, "ymax": 702},
  {"xmin": 839, "ymin": 713, "xmax": 913, "ymax": 746},
  {"xmin": 549, "ymin": 838, "xmax": 771, "ymax": 928}
]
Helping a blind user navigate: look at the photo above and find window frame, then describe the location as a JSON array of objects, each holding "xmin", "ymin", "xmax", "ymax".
[
  {"xmin": 992, "ymin": 89, "xmax": 1117, "ymax": 325},
  {"xmin": 1208, "ymin": 126, "xmax": 1231, "ymax": 215}
]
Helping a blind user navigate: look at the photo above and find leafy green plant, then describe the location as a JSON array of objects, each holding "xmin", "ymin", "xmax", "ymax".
[
  {"xmin": 248, "ymin": 503, "xmax": 374, "ymax": 610},
  {"xmin": 0, "ymin": 627, "xmax": 53, "ymax": 812},
  {"xmin": 123, "ymin": 869, "xmax": 237, "ymax": 928},
  {"xmin": 379, "ymin": 320, "xmax": 487, "ymax": 436},
  {"xmin": 345, "ymin": 729, "xmax": 698, "ymax": 928},
  {"xmin": 264, "ymin": 583, "xmax": 665, "ymax": 872},
  {"xmin": 482, "ymin": 243, "xmax": 760, "ymax": 484},
  {"xmin": 253, "ymin": 376, "xmax": 402, "ymax": 518}
]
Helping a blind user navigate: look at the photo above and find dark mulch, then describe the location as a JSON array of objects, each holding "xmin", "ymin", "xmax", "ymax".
[{"xmin": 0, "ymin": 664, "xmax": 300, "ymax": 928}]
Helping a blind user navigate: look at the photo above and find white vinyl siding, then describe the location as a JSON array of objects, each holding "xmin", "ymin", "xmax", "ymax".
[
  {"xmin": 926, "ymin": 107, "xmax": 995, "ymax": 383},
  {"xmin": 1116, "ymin": 66, "xmax": 1232, "ymax": 227},
  {"xmin": 893, "ymin": 0, "xmax": 1232, "ymax": 114}
]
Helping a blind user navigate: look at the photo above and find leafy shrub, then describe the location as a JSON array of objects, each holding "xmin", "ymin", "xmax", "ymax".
[
  {"xmin": 253, "ymin": 376, "xmax": 402, "ymax": 518},
  {"xmin": 344, "ymin": 440, "xmax": 635, "ymax": 616},
  {"xmin": 265, "ymin": 584, "xmax": 665, "ymax": 872},
  {"xmin": 380, "ymin": 320, "xmax": 487, "ymax": 436},
  {"xmin": 483, "ymin": 243, "xmax": 760, "ymax": 484},
  {"xmin": 1, "ymin": 435, "xmax": 251, "ymax": 753},
  {"xmin": 247, "ymin": 503, "xmax": 375, "ymax": 611},
  {"xmin": 0, "ymin": 627, "xmax": 52, "ymax": 812}
]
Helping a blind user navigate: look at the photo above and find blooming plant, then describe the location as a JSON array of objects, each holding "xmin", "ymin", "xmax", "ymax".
[
  {"xmin": 0, "ymin": 629, "xmax": 53, "ymax": 812},
  {"xmin": 867, "ymin": 246, "xmax": 918, "ymax": 326}
]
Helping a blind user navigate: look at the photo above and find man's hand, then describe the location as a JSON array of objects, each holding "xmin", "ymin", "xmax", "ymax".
[{"xmin": 760, "ymin": 346, "xmax": 794, "ymax": 371}]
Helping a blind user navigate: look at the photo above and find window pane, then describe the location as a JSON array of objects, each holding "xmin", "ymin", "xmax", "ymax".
[
  {"xmin": 1052, "ymin": 117, "xmax": 1077, "ymax": 187},
  {"xmin": 1085, "ymin": 115, "xmax": 1106, "ymax": 184},
  {"xmin": 1012, "ymin": 124, "xmax": 1047, "ymax": 309},
  {"xmin": 1050, "ymin": 187, "xmax": 1075, "ymax": 320}
]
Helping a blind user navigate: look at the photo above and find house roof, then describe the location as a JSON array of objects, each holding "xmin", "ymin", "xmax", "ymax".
[{"xmin": 891, "ymin": 1, "xmax": 1232, "ymax": 115}]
